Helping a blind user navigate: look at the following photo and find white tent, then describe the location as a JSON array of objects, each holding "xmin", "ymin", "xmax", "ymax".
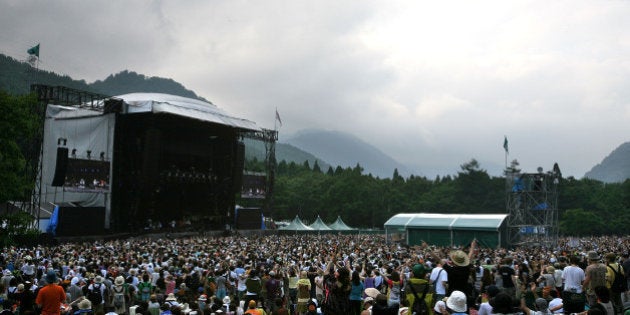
[
  {"xmin": 308, "ymin": 215, "xmax": 332, "ymax": 231},
  {"xmin": 328, "ymin": 216, "xmax": 354, "ymax": 230},
  {"xmin": 278, "ymin": 215, "xmax": 313, "ymax": 231}
]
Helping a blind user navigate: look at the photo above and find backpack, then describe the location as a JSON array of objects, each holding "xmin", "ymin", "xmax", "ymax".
[
  {"xmin": 113, "ymin": 285, "xmax": 125, "ymax": 308},
  {"xmin": 88, "ymin": 283, "xmax": 103, "ymax": 305},
  {"xmin": 607, "ymin": 264, "xmax": 627, "ymax": 293},
  {"xmin": 408, "ymin": 283, "xmax": 430, "ymax": 315}
]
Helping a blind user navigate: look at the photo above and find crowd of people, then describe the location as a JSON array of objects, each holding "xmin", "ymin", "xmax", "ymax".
[{"xmin": 1, "ymin": 233, "xmax": 629, "ymax": 315}]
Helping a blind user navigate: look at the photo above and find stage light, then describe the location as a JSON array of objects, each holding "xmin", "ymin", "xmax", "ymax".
[{"xmin": 87, "ymin": 150, "xmax": 92, "ymax": 159}]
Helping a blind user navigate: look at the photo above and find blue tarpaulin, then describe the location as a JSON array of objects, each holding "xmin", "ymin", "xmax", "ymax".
[{"xmin": 47, "ymin": 205, "xmax": 59, "ymax": 236}]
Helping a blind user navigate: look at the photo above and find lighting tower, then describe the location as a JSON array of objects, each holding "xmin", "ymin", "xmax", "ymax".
[{"xmin": 505, "ymin": 162, "xmax": 561, "ymax": 247}]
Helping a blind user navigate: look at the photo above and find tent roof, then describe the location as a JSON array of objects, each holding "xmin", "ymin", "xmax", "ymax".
[
  {"xmin": 328, "ymin": 216, "xmax": 354, "ymax": 230},
  {"xmin": 308, "ymin": 215, "xmax": 332, "ymax": 231},
  {"xmin": 118, "ymin": 93, "xmax": 260, "ymax": 131},
  {"xmin": 278, "ymin": 215, "xmax": 313, "ymax": 231},
  {"xmin": 48, "ymin": 93, "xmax": 261, "ymax": 132},
  {"xmin": 384, "ymin": 213, "xmax": 508, "ymax": 231}
]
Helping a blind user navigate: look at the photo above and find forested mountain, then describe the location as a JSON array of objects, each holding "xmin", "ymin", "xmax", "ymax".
[
  {"xmin": 584, "ymin": 142, "xmax": 630, "ymax": 183},
  {"xmin": 0, "ymin": 54, "xmax": 92, "ymax": 95},
  {"xmin": 0, "ymin": 54, "xmax": 205, "ymax": 100},
  {"xmin": 91, "ymin": 70, "xmax": 206, "ymax": 101}
]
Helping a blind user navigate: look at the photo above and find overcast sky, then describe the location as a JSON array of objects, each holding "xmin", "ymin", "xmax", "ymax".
[{"xmin": 2, "ymin": 0, "xmax": 629, "ymax": 178}]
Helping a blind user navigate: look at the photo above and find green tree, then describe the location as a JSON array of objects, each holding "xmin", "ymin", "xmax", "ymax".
[{"xmin": 0, "ymin": 91, "xmax": 39, "ymax": 203}]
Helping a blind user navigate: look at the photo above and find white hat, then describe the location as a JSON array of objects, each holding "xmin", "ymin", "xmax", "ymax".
[
  {"xmin": 165, "ymin": 293, "xmax": 177, "ymax": 301},
  {"xmin": 223, "ymin": 296, "xmax": 231, "ymax": 305},
  {"xmin": 446, "ymin": 291, "xmax": 467, "ymax": 313},
  {"xmin": 115, "ymin": 276, "xmax": 125, "ymax": 286}
]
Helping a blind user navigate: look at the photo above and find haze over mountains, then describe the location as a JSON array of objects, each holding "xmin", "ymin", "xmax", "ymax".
[{"xmin": 1, "ymin": 53, "xmax": 628, "ymax": 181}]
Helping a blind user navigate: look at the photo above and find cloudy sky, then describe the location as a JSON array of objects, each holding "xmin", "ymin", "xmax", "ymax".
[{"xmin": 2, "ymin": 0, "xmax": 629, "ymax": 178}]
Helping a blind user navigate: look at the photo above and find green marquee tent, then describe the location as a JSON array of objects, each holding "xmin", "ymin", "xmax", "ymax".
[{"xmin": 384, "ymin": 213, "xmax": 508, "ymax": 248}]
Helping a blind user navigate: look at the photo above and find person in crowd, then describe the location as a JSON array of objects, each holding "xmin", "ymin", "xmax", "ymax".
[
  {"xmin": 604, "ymin": 252, "xmax": 625, "ymax": 315},
  {"xmin": 583, "ymin": 251, "xmax": 607, "ymax": 307},
  {"xmin": 321, "ymin": 260, "xmax": 351, "ymax": 315},
  {"xmin": 36, "ymin": 270, "xmax": 66, "ymax": 315},
  {"xmin": 435, "ymin": 291, "xmax": 468, "ymax": 315},
  {"xmin": 295, "ymin": 271, "xmax": 312, "ymax": 315},
  {"xmin": 443, "ymin": 240, "xmax": 477, "ymax": 307},
  {"xmin": 478, "ymin": 285, "xmax": 500, "ymax": 315},
  {"xmin": 430, "ymin": 259, "xmax": 449, "ymax": 304},
  {"xmin": 348, "ymin": 270, "xmax": 364, "ymax": 315}
]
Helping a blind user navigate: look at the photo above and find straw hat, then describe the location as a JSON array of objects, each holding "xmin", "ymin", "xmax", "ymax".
[
  {"xmin": 114, "ymin": 276, "xmax": 125, "ymax": 286},
  {"xmin": 587, "ymin": 251, "xmax": 600, "ymax": 261},
  {"xmin": 364, "ymin": 288, "xmax": 380, "ymax": 299},
  {"xmin": 165, "ymin": 293, "xmax": 177, "ymax": 301},
  {"xmin": 450, "ymin": 250, "xmax": 470, "ymax": 267},
  {"xmin": 78, "ymin": 298, "xmax": 92, "ymax": 310}
]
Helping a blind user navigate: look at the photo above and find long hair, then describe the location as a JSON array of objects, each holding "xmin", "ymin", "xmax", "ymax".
[{"xmin": 352, "ymin": 270, "xmax": 361, "ymax": 286}]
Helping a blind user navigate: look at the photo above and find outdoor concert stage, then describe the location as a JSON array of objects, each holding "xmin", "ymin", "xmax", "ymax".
[{"xmin": 34, "ymin": 86, "xmax": 275, "ymax": 237}]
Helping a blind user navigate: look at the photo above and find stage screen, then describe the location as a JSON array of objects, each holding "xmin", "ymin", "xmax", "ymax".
[
  {"xmin": 64, "ymin": 158, "xmax": 110, "ymax": 193},
  {"xmin": 241, "ymin": 172, "xmax": 266, "ymax": 199}
]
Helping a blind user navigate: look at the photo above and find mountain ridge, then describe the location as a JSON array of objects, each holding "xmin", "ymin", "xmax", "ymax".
[
  {"xmin": 584, "ymin": 142, "xmax": 630, "ymax": 183},
  {"xmin": 3, "ymin": 53, "xmax": 628, "ymax": 181}
]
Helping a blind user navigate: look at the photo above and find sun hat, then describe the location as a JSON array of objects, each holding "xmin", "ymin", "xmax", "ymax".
[
  {"xmin": 79, "ymin": 298, "xmax": 92, "ymax": 310},
  {"xmin": 165, "ymin": 293, "xmax": 177, "ymax": 301},
  {"xmin": 115, "ymin": 276, "xmax": 125, "ymax": 286},
  {"xmin": 94, "ymin": 276, "xmax": 103, "ymax": 284},
  {"xmin": 222, "ymin": 296, "xmax": 231, "ymax": 305},
  {"xmin": 364, "ymin": 288, "xmax": 380, "ymax": 299},
  {"xmin": 446, "ymin": 291, "xmax": 467, "ymax": 313},
  {"xmin": 587, "ymin": 251, "xmax": 600, "ymax": 261},
  {"xmin": 450, "ymin": 250, "xmax": 470, "ymax": 267}
]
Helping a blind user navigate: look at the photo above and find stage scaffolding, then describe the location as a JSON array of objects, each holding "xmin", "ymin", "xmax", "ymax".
[{"xmin": 505, "ymin": 165, "xmax": 561, "ymax": 247}]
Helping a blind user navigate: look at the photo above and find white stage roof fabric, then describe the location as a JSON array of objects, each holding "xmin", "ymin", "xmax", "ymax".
[{"xmin": 116, "ymin": 93, "xmax": 260, "ymax": 131}]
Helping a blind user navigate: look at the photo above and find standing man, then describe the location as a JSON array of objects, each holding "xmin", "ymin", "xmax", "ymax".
[
  {"xmin": 36, "ymin": 270, "xmax": 66, "ymax": 315},
  {"xmin": 561, "ymin": 255, "xmax": 585, "ymax": 314},
  {"xmin": 429, "ymin": 259, "xmax": 448, "ymax": 303},
  {"xmin": 583, "ymin": 251, "xmax": 606, "ymax": 307}
]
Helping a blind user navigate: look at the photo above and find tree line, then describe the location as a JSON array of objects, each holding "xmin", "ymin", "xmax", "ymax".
[{"xmin": 268, "ymin": 158, "xmax": 630, "ymax": 236}]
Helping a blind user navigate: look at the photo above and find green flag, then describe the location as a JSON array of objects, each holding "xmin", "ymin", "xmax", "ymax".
[
  {"xmin": 27, "ymin": 44, "xmax": 40, "ymax": 57},
  {"xmin": 503, "ymin": 136, "xmax": 509, "ymax": 153}
]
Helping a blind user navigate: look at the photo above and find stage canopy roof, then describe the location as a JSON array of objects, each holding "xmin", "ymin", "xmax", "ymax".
[
  {"xmin": 49, "ymin": 93, "xmax": 261, "ymax": 132},
  {"xmin": 309, "ymin": 215, "xmax": 332, "ymax": 231},
  {"xmin": 279, "ymin": 215, "xmax": 313, "ymax": 231},
  {"xmin": 329, "ymin": 216, "xmax": 354, "ymax": 230},
  {"xmin": 118, "ymin": 93, "xmax": 260, "ymax": 131},
  {"xmin": 384, "ymin": 213, "xmax": 508, "ymax": 231}
]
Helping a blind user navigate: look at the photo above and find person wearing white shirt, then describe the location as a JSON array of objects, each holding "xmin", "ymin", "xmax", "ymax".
[{"xmin": 430, "ymin": 259, "xmax": 449, "ymax": 302}]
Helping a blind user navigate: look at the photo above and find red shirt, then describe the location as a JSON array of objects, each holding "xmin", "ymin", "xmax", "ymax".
[{"xmin": 36, "ymin": 284, "xmax": 66, "ymax": 315}]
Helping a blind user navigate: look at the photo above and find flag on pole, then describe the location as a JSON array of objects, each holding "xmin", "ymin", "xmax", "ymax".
[
  {"xmin": 503, "ymin": 136, "xmax": 509, "ymax": 154},
  {"xmin": 275, "ymin": 109, "xmax": 282, "ymax": 126},
  {"xmin": 27, "ymin": 44, "xmax": 40, "ymax": 57}
]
